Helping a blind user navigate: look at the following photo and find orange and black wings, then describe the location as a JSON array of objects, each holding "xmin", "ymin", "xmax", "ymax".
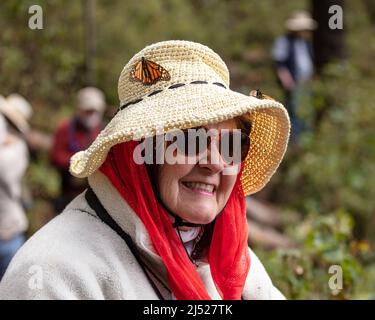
[
  {"xmin": 130, "ymin": 57, "xmax": 170, "ymax": 85},
  {"xmin": 249, "ymin": 89, "xmax": 275, "ymax": 101}
]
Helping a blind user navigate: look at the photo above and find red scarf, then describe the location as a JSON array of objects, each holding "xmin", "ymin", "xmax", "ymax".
[{"xmin": 99, "ymin": 140, "xmax": 250, "ymax": 299}]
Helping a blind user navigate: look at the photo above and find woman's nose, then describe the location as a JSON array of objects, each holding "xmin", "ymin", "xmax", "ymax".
[{"xmin": 197, "ymin": 140, "xmax": 226, "ymax": 174}]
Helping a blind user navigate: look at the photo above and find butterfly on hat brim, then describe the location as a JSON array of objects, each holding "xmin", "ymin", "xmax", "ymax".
[
  {"xmin": 249, "ymin": 89, "xmax": 275, "ymax": 101},
  {"xmin": 130, "ymin": 57, "xmax": 171, "ymax": 85}
]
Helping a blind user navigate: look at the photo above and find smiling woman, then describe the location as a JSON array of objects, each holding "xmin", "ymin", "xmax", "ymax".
[{"xmin": 0, "ymin": 40, "xmax": 290, "ymax": 300}]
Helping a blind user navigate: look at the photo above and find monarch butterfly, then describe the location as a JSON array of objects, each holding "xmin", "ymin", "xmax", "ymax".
[
  {"xmin": 249, "ymin": 89, "xmax": 275, "ymax": 101},
  {"xmin": 130, "ymin": 57, "xmax": 171, "ymax": 85}
]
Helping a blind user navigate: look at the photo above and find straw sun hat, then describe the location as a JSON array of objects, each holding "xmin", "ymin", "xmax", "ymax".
[{"xmin": 70, "ymin": 40, "xmax": 290, "ymax": 196}]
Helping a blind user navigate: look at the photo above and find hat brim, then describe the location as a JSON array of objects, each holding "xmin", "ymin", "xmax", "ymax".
[
  {"xmin": 70, "ymin": 83, "xmax": 290, "ymax": 196},
  {"xmin": 0, "ymin": 102, "xmax": 29, "ymax": 134}
]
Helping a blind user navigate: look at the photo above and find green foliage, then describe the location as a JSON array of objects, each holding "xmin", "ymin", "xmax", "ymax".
[
  {"xmin": 25, "ymin": 154, "xmax": 60, "ymax": 199},
  {"xmin": 260, "ymin": 2, "xmax": 375, "ymax": 297},
  {"xmin": 255, "ymin": 210, "xmax": 372, "ymax": 299},
  {"xmin": 272, "ymin": 60, "xmax": 375, "ymax": 241}
]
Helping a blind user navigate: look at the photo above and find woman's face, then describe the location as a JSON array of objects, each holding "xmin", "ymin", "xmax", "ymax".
[{"xmin": 157, "ymin": 119, "xmax": 239, "ymax": 225}]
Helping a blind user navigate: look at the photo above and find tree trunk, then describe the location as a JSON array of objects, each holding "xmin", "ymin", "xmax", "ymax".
[
  {"xmin": 312, "ymin": 0, "xmax": 347, "ymax": 72},
  {"xmin": 363, "ymin": 0, "xmax": 375, "ymax": 26},
  {"xmin": 83, "ymin": 0, "xmax": 96, "ymax": 85}
]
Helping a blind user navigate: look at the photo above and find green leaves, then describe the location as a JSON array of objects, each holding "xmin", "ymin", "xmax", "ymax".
[{"xmin": 254, "ymin": 210, "xmax": 368, "ymax": 299}]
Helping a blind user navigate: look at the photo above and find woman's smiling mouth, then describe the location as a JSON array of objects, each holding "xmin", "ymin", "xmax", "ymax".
[{"xmin": 181, "ymin": 181, "xmax": 216, "ymax": 196}]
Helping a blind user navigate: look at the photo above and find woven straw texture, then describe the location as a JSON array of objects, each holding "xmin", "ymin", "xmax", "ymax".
[{"xmin": 69, "ymin": 40, "xmax": 290, "ymax": 196}]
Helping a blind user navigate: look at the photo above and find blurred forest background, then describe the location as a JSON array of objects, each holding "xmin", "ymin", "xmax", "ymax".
[{"xmin": 1, "ymin": 0, "xmax": 375, "ymax": 299}]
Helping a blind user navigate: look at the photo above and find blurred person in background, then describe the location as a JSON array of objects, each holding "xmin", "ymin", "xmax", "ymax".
[
  {"xmin": 5, "ymin": 94, "xmax": 52, "ymax": 154},
  {"xmin": 3, "ymin": 94, "xmax": 45, "ymax": 211},
  {"xmin": 0, "ymin": 96, "xmax": 30, "ymax": 280},
  {"xmin": 272, "ymin": 10, "xmax": 317, "ymax": 142},
  {"xmin": 50, "ymin": 87, "xmax": 106, "ymax": 213}
]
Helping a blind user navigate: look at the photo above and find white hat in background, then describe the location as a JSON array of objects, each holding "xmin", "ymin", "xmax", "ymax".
[
  {"xmin": 0, "ymin": 94, "xmax": 32, "ymax": 134},
  {"xmin": 76, "ymin": 87, "xmax": 106, "ymax": 113},
  {"xmin": 285, "ymin": 10, "xmax": 318, "ymax": 32}
]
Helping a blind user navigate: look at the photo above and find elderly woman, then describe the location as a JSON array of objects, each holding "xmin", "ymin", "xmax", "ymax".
[{"xmin": 0, "ymin": 41, "xmax": 290, "ymax": 300}]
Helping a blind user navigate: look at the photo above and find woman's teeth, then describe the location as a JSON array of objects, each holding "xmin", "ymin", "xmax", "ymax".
[{"xmin": 184, "ymin": 182, "xmax": 215, "ymax": 193}]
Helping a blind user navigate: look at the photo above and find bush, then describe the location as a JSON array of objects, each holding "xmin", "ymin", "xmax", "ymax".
[{"xmin": 254, "ymin": 209, "xmax": 373, "ymax": 299}]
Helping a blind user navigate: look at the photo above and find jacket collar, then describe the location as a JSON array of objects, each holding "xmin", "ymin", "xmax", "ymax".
[{"xmin": 87, "ymin": 171, "xmax": 222, "ymax": 299}]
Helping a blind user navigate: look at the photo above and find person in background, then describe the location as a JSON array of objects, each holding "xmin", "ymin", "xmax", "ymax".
[
  {"xmin": 272, "ymin": 10, "xmax": 317, "ymax": 142},
  {"xmin": 0, "ymin": 96, "xmax": 30, "ymax": 280},
  {"xmin": 50, "ymin": 87, "xmax": 106, "ymax": 213},
  {"xmin": 0, "ymin": 94, "xmax": 52, "ymax": 155}
]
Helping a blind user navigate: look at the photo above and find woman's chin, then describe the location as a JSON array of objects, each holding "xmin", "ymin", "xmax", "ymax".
[{"xmin": 180, "ymin": 207, "xmax": 217, "ymax": 225}]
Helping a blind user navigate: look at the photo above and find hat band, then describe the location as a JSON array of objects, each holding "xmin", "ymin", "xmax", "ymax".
[{"xmin": 119, "ymin": 80, "xmax": 227, "ymax": 111}]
